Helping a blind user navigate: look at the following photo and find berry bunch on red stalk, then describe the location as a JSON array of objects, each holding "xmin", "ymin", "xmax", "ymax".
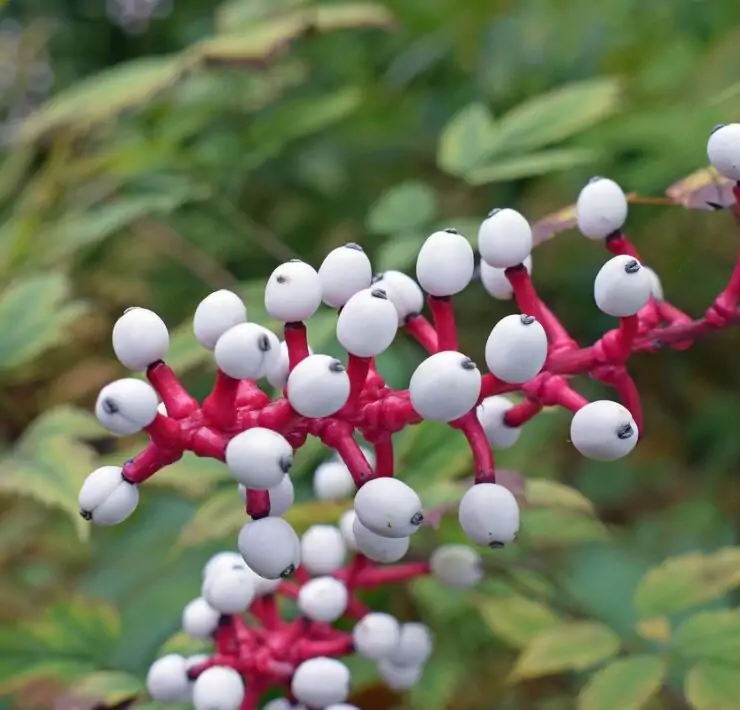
[{"xmin": 76, "ymin": 125, "xmax": 740, "ymax": 710}]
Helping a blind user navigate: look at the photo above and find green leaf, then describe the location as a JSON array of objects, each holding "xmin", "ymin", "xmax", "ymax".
[
  {"xmin": 465, "ymin": 148, "xmax": 597, "ymax": 185},
  {"xmin": 525, "ymin": 479, "xmax": 596, "ymax": 516},
  {"xmin": 157, "ymin": 631, "xmax": 211, "ymax": 658},
  {"xmin": 374, "ymin": 234, "xmax": 426, "ymax": 272},
  {"xmin": 0, "ymin": 597, "xmax": 121, "ymax": 692},
  {"xmin": 519, "ymin": 508, "xmax": 609, "ymax": 547},
  {"xmin": 672, "ymin": 610, "xmax": 740, "ymax": 664},
  {"xmin": 577, "ymin": 655, "xmax": 666, "ymax": 710},
  {"xmin": 685, "ymin": 660, "xmax": 740, "ymax": 710},
  {"xmin": 76, "ymin": 670, "xmax": 144, "ymax": 705},
  {"xmin": 489, "ymin": 78, "xmax": 622, "ymax": 154},
  {"xmin": 437, "ymin": 103, "xmax": 498, "ymax": 176},
  {"xmin": 472, "ymin": 593, "xmax": 562, "ymax": 649},
  {"xmin": 0, "ymin": 274, "xmax": 87, "ymax": 370},
  {"xmin": 366, "ymin": 181, "xmax": 437, "ymax": 235},
  {"xmin": 510, "ymin": 621, "xmax": 621, "ymax": 681},
  {"xmin": 19, "ymin": 57, "xmax": 184, "ymax": 143},
  {"xmin": 634, "ymin": 548, "xmax": 740, "ymax": 619}
]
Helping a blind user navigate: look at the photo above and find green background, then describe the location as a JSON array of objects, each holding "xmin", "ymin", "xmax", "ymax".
[{"xmin": 1, "ymin": 0, "xmax": 740, "ymax": 708}]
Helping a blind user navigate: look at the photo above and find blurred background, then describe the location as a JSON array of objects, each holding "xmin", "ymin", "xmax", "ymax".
[{"xmin": 2, "ymin": 0, "xmax": 740, "ymax": 708}]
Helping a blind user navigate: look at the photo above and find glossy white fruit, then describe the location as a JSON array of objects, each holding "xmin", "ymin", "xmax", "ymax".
[
  {"xmin": 477, "ymin": 395, "xmax": 522, "ymax": 449},
  {"xmin": 415, "ymin": 229, "xmax": 475, "ymax": 296},
  {"xmin": 287, "ymin": 354, "xmax": 350, "ymax": 417},
  {"xmin": 707, "ymin": 123, "xmax": 740, "ymax": 181},
  {"xmin": 430, "ymin": 545, "xmax": 484, "ymax": 588},
  {"xmin": 265, "ymin": 260, "xmax": 322, "ymax": 323},
  {"xmin": 193, "ymin": 290, "xmax": 247, "ymax": 350},
  {"xmin": 480, "ymin": 255, "xmax": 533, "ymax": 300},
  {"xmin": 182, "ymin": 597, "xmax": 221, "ymax": 639},
  {"xmin": 301, "ymin": 525, "xmax": 347, "ymax": 575},
  {"xmin": 336, "ymin": 287, "xmax": 398, "ymax": 357},
  {"xmin": 594, "ymin": 255, "xmax": 652, "ymax": 318},
  {"xmin": 298, "ymin": 576, "xmax": 349, "ymax": 622},
  {"xmin": 353, "ymin": 478, "xmax": 423, "ymax": 539},
  {"xmin": 226, "ymin": 428, "xmax": 293, "ymax": 490},
  {"xmin": 192, "ymin": 666, "xmax": 244, "ymax": 710},
  {"xmin": 352, "ymin": 613, "xmax": 400, "ymax": 661},
  {"xmin": 202, "ymin": 564, "xmax": 256, "ymax": 614},
  {"xmin": 388, "ymin": 622, "xmax": 433, "ymax": 666},
  {"xmin": 78, "ymin": 465, "xmax": 139, "ymax": 525},
  {"xmin": 146, "ymin": 654, "xmax": 190, "ymax": 702},
  {"xmin": 214, "ymin": 323, "xmax": 280, "ymax": 380},
  {"xmin": 339, "ymin": 510, "xmax": 359, "ymax": 551},
  {"xmin": 484, "ymin": 314, "xmax": 547, "ymax": 384},
  {"xmin": 570, "ymin": 400, "xmax": 638, "ymax": 461},
  {"xmin": 265, "ymin": 340, "xmax": 315, "ymax": 390},
  {"xmin": 477, "ymin": 208, "xmax": 533, "ymax": 269},
  {"xmin": 458, "ymin": 483, "xmax": 520, "ymax": 547},
  {"xmin": 112, "ymin": 307, "xmax": 169, "ymax": 371},
  {"xmin": 352, "ymin": 517, "xmax": 409, "ymax": 563},
  {"xmin": 291, "ymin": 657, "xmax": 350, "ymax": 708},
  {"xmin": 95, "ymin": 378, "xmax": 159, "ymax": 436},
  {"xmin": 313, "ymin": 460, "xmax": 355, "ymax": 501},
  {"xmin": 371, "ymin": 270, "xmax": 424, "ymax": 324},
  {"xmin": 409, "ymin": 351, "xmax": 481, "ymax": 422},
  {"xmin": 319, "ymin": 243, "xmax": 373, "ymax": 308},
  {"xmin": 576, "ymin": 177, "xmax": 628, "ymax": 240},
  {"xmin": 237, "ymin": 517, "xmax": 301, "ymax": 579},
  {"xmin": 377, "ymin": 660, "xmax": 423, "ymax": 690}
]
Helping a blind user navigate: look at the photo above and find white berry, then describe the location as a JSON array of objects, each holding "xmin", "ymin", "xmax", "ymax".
[
  {"xmin": 388, "ymin": 622, "xmax": 433, "ymax": 666},
  {"xmin": 287, "ymin": 354, "xmax": 350, "ymax": 417},
  {"xmin": 238, "ymin": 474, "xmax": 295, "ymax": 518},
  {"xmin": 409, "ymin": 351, "xmax": 481, "ymax": 422},
  {"xmin": 352, "ymin": 517, "xmax": 409, "ymax": 563},
  {"xmin": 352, "ymin": 613, "xmax": 400, "ymax": 661},
  {"xmin": 643, "ymin": 266, "xmax": 663, "ymax": 301},
  {"xmin": 226, "ymin": 428, "xmax": 293, "ymax": 490},
  {"xmin": 430, "ymin": 545, "xmax": 484, "ymax": 588},
  {"xmin": 265, "ymin": 260, "xmax": 322, "ymax": 323},
  {"xmin": 576, "ymin": 177, "xmax": 628, "ymax": 240},
  {"xmin": 415, "ymin": 228, "xmax": 475, "ymax": 296},
  {"xmin": 570, "ymin": 400, "xmax": 638, "ymax": 461},
  {"xmin": 193, "ymin": 290, "xmax": 247, "ymax": 350},
  {"xmin": 202, "ymin": 551, "xmax": 244, "ymax": 580},
  {"xmin": 339, "ymin": 510, "xmax": 359, "ymax": 551},
  {"xmin": 291, "ymin": 657, "xmax": 350, "ymax": 708},
  {"xmin": 112, "ymin": 307, "xmax": 169, "ymax": 372},
  {"xmin": 202, "ymin": 564, "xmax": 256, "ymax": 614},
  {"xmin": 336, "ymin": 287, "xmax": 398, "ymax": 357},
  {"xmin": 192, "ymin": 666, "xmax": 244, "ymax": 710},
  {"xmin": 95, "ymin": 378, "xmax": 158, "ymax": 436},
  {"xmin": 477, "ymin": 208, "xmax": 533, "ymax": 269},
  {"xmin": 480, "ymin": 254, "xmax": 533, "ymax": 300},
  {"xmin": 214, "ymin": 323, "xmax": 280, "ymax": 380},
  {"xmin": 353, "ymin": 478, "xmax": 423, "ymax": 539},
  {"xmin": 298, "ymin": 576, "xmax": 349, "ymax": 622},
  {"xmin": 313, "ymin": 460, "xmax": 355, "ymax": 501},
  {"xmin": 707, "ymin": 123, "xmax": 740, "ymax": 181},
  {"xmin": 594, "ymin": 255, "xmax": 652, "ymax": 318},
  {"xmin": 477, "ymin": 395, "xmax": 521, "ymax": 449},
  {"xmin": 78, "ymin": 465, "xmax": 139, "ymax": 526},
  {"xmin": 485, "ymin": 314, "xmax": 547, "ymax": 384},
  {"xmin": 182, "ymin": 597, "xmax": 221, "ymax": 639},
  {"xmin": 319, "ymin": 243, "xmax": 373, "ymax": 308},
  {"xmin": 377, "ymin": 660, "xmax": 423, "ymax": 690},
  {"xmin": 237, "ymin": 517, "xmax": 300, "ymax": 579},
  {"xmin": 458, "ymin": 483, "xmax": 520, "ymax": 548},
  {"xmin": 371, "ymin": 270, "xmax": 424, "ymax": 324},
  {"xmin": 146, "ymin": 654, "xmax": 190, "ymax": 702},
  {"xmin": 301, "ymin": 525, "xmax": 347, "ymax": 575}
]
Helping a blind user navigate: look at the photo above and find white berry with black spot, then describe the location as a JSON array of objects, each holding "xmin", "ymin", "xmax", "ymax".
[
  {"xmin": 226, "ymin": 428, "xmax": 293, "ymax": 490},
  {"xmin": 336, "ymin": 287, "xmax": 398, "ymax": 357},
  {"xmin": 237, "ymin": 517, "xmax": 301, "ymax": 579},
  {"xmin": 214, "ymin": 323, "xmax": 280, "ymax": 380},
  {"xmin": 372, "ymin": 270, "xmax": 424, "ymax": 324},
  {"xmin": 409, "ymin": 351, "xmax": 481, "ymax": 422},
  {"xmin": 352, "ymin": 517, "xmax": 409, "ymax": 563},
  {"xmin": 78, "ymin": 465, "xmax": 139, "ymax": 525},
  {"xmin": 193, "ymin": 290, "xmax": 247, "ymax": 350},
  {"xmin": 485, "ymin": 314, "xmax": 547, "ymax": 384},
  {"xmin": 594, "ymin": 255, "xmax": 652, "ymax": 318},
  {"xmin": 95, "ymin": 378, "xmax": 159, "ymax": 436},
  {"xmin": 458, "ymin": 483, "xmax": 520, "ymax": 548},
  {"xmin": 353, "ymin": 477, "xmax": 423, "ymax": 538},
  {"xmin": 477, "ymin": 208, "xmax": 533, "ymax": 269},
  {"xmin": 112, "ymin": 307, "xmax": 170, "ymax": 371},
  {"xmin": 319, "ymin": 243, "xmax": 373, "ymax": 308},
  {"xmin": 576, "ymin": 177, "xmax": 628, "ymax": 240},
  {"xmin": 570, "ymin": 400, "xmax": 638, "ymax": 461},
  {"xmin": 477, "ymin": 395, "xmax": 522, "ymax": 449},
  {"xmin": 287, "ymin": 354, "xmax": 350, "ymax": 417},
  {"xmin": 416, "ymin": 228, "xmax": 475, "ymax": 296},
  {"xmin": 265, "ymin": 260, "xmax": 322, "ymax": 323}
]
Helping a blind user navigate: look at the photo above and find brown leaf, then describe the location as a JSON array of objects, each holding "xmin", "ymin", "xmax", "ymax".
[{"xmin": 665, "ymin": 167, "xmax": 735, "ymax": 210}]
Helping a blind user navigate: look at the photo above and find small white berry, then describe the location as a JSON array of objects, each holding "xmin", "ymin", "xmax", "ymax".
[
  {"xmin": 237, "ymin": 517, "xmax": 301, "ymax": 579},
  {"xmin": 576, "ymin": 177, "xmax": 628, "ymax": 240},
  {"xmin": 336, "ymin": 287, "xmax": 398, "ymax": 357},
  {"xmin": 339, "ymin": 510, "xmax": 359, "ymax": 551},
  {"xmin": 377, "ymin": 660, "xmax": 423, "ymax": 690},
  {"xmin": 318, "ymin": 243, "xmax": 373, "ymax": 308},
  {"xmin": 226, "ymin": 428, "xmax": 293, "ymax": 490},
  {"xmin": 292, "ymin": 658, "xmax": 350, "ymax": 708},
  {"xmin": 387, "ymin": 622, "xmax": 433, "ymax": 666},
  {"xmin": 298, "ymin": 576, "xmax": 349, "ymax": 622},
  {"xmin": 265, "ymin": 260, "xmax": 322, "ymax": 323},
  {"xmin": 458, "ymin": 483, "xmax": 520, "ymax": 548},
  {"xmin": 112, "ymin": 307, "xmax": 169, "ymax": 371},
  {"xmin": 352, "ymin": 613, "xmax": 401, "ymax": 661},
  {"xmin": 570, "ymin": 400, "xmax": 638, "ymax": 461},
  {"xmin": 477, "ymin": 208, "xmax": 533, "ymax": 269},
  {"xmin": 416, "ymin": 228, "xmax": 475, "ymax": 296},
  {"xmin": 287, "ymin": 354, "xmax": 350, "ymax": 417},
  {"xmin": 182, "ymin": 597, "xmax": 221, "ymax": 639},
  {"xmin": 95, "ymin": 378, "xmax": 158, "ymax": 436},
  {"xmin": 409, "ymin": 351, "xmax": 481, "ymax": 422},
  {"xmin": 477, "ymin": 395, "xmax": 522, "ymax": 449},
  {"xmin": 313, "ymin": 460, "xmax": 355, "ymax": 501},
  {"xmin": 371, "ymin": 271, "xmax": 424, "ymax": 324},
  {"xmin": 192, "ymin": 666, "xmax": 244, "ymax": 710},
  {"xmin": 146, "ymin": 654, "xmax": 190, "ymax": 702},
  {"xmin": 484, "ymin": 314, "xmax": 547, "ymax": 384},
  {"xmin": 301, "ymin": 525, "xmax": 347, "ymax": 575},
  {"xmin": 707, "ymin": 123, "xmax": 740, "ymax": 181},
  {"xmin": 214, "ymin": 323, "xmax": 280, "ymax": 380},
  {"xmin": 594, "ymin": 255, "xmax": 652, "ymax": 318},
  {"xmin": 352, "ymin": 517, "xmax": 409, "ymax": 563},
  {"xmin": 78, "ymin": 465, "xmax": 139, "ymax": 526},
  {"xmin": 201, "ymin": 564, "xmax": 256, "ymax": 614},
  {"xmin": 193, "ymin": 290, "xmax": 247, "ymax": 350},
  {"xmin": 353, "ymin": 478, "xmax": 423, "ymax": 538},
  {"xmin": 430, "ymin": 545, "xmax": 484, "ymax": 588}
]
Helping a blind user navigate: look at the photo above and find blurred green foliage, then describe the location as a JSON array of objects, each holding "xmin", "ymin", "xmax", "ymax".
[{"xmin": 2, "ymin": 0, "xmax": 740, "ymax": 709}]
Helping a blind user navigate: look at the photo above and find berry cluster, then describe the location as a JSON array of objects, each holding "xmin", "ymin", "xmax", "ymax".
[{"xmin": 77, "ymin": 125, "xmax": 740, "ymax": 709}]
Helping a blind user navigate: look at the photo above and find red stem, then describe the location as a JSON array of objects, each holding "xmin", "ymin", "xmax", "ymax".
[
  {"xmin": 321, "ymin": 421, "xmax": 374, "ymax": 487},
  {"xmin": 121, "ymin": 442, "xmax": 181, "ymax": 483},
  {"xmin": 202, "ymin": 370, "xmax": 240, "ymax": 429},
  {"xmin": 146, "ymin": 362, "xmax": 199, "ymax": 419},
  {"xmin": 427, "ymin": 296, "xmax": 458, "ymax": 351},
  {"xmin": 247, "ymin": 490, "xmax": 271, "ymax": 519},
  {"xmin": 503, "ymin": 398, "xmax": 543, "ymax": 427},
  {"xmin": 505, "ymin": 264, "xmax": 544, "ymax": 323},
  {"xmin": 450, "ymin": 411, "xmax": 495, "ymax": 484},
  {"xmin": 372, "ymin": 435, "xmax": 394, "ymax": 476},
  {"xmin": 341, "ymin": 355, "xmax": 371, "ymax": 413},
  {"xmin": 284, "ymin": 322, "xmax": 310, "ymax": 370},
  {"xmin": 296, "ymin": 633, "xmax": 354, "ymax": 661},
  {"xmin": 403, "ymin": 314, "xmax": 438, "ymax": 352},
  {"xmin": 354, "ymin": 561, "xmax": 431, "ymax": 588}
]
